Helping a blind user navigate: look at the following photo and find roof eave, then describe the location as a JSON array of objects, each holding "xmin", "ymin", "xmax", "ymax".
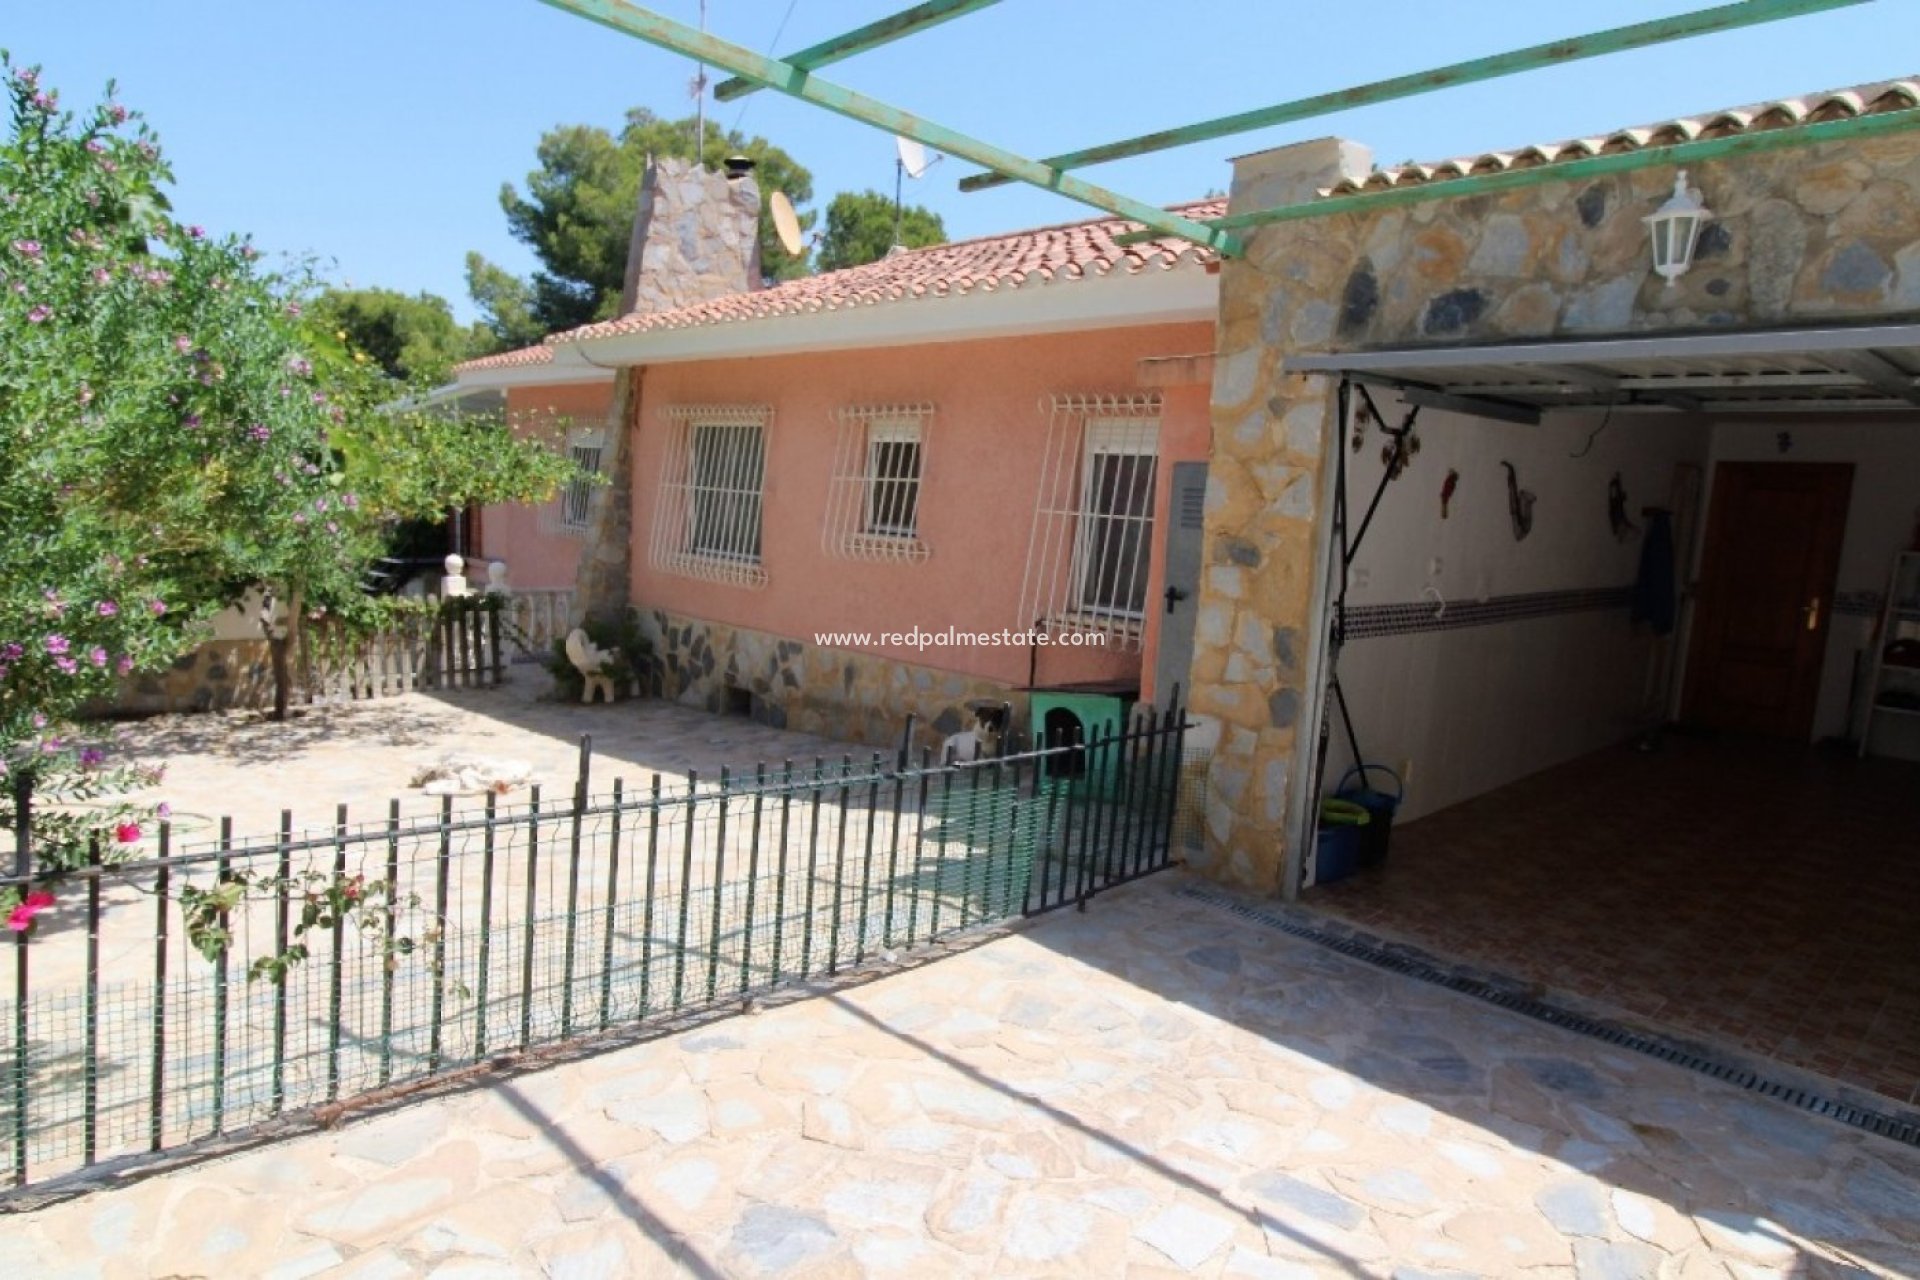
[{"xmin": 559, "ymin": 266, "xmax": 1220, "ymax": 368}]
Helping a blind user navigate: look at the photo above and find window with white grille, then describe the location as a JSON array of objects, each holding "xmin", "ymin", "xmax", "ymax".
[
  {"xmin": 823, "ymin": 404, "xmax": 933, "ymax": 562},
  {"xmin": 649, "ymin": 405, "xmax": 771, "ymax": 588},
  {"xmin": 537, "ymin": 425, "xmax": 608, "ymax": 538},
  {"xmin": 562, "ymin": 442, "xmax": 603, "ymax": 528},
  {"xmin": 1016, "ymin": 395, "xmax": 1161, "ymax": 650}
]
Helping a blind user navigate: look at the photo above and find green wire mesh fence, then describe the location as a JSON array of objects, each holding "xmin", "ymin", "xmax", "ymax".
[{"xmin": 1, "ymin": 701, "xmax": 1197, "ymax": 1192}]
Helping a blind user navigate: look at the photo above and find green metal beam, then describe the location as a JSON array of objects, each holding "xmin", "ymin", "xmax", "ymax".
[
  {"xmin": 713, "ymin": 0, "xmax": 1002, "ymax": 103},
  {"xmin": 960, "ymin": 0, "xmax": 1870, "ymax": 193},
  {"xmin": 1201, "ymin": 104, "xmax": 1920, "ymax": 234},
  {"xmin": 535, "ymin": 0, "xmax": 1245, "ymax": 257}
]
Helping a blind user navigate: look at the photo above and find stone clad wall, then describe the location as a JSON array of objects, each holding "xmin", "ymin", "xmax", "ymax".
[
  {"xmin": 1192, "ymin": 131, "xmax": 1920, "ymax": 896},
  {"xmin": 635, "ymin": 608, "xmax": 1024, "ymax": 754},
  {"xmin": 108, "ymin": 639, "xmax": 276, "ymax": 715}
]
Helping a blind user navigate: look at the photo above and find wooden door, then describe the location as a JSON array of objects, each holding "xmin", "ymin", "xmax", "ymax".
[{"xmin": 1682, "ymin": 461, "xmax": 1852, "ymax": 738}]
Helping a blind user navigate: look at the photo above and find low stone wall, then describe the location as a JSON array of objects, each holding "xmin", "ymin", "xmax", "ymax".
[
  {"xmin": 109, "ymin": 638, "xmax": 277, "ymax": 716},
  {"xmin": 633, "ymin": 608, "xmax": 1025, "ymax": 753}
]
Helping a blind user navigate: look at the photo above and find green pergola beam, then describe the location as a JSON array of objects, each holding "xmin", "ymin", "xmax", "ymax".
[
  {"xmin": 1110, "ymin": 105, "xmax": 1920, "ymax": 245},
  {"xmin": 713, "ymin": 0, "xmax": 1002, "ymax": 103},
  {"xmin": 535, "ymin": 0, "xmax": 1245, "ymax": 257},
  {"xmin": 960, "ymin": 0, "xmax": 1871, "ymax": 193}
]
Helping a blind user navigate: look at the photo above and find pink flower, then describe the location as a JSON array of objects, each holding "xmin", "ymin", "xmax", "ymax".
[
  {"xmin": 6, "ymin": 892, "xmax": 54, "ymax": 933},
  {"xmin": 91, "ymin": 267, "xmax": 110, "ymax": 285},
  {"xmin": 115, "ymin": 655, "xmax": 133, "ymax": 675},
  {"xmin": 156, "ymin": 802, "xmax": 172, "ymax": 820},
  {"xmin": 187, "ymin": 225, "xmax": 204, "ymax": 239},
  {"xmin": 44, "ymin": 634, "xmax": 69, "ymax": 655},
  {"xmin": 148, "ymin": 600, "xmax": 166, "ymax": 616},
  {"xmin": 11, "ymin": 239, "xmax": 42, "ymax": 259},
  {"xmin": 88, "ymin": 646, "xmax": 107, "ymax": 668},
  {"xmin": 97, "ymin": 600, "xmax": 118, "ymax": 617},
  {"xmin": 54, "ymin": 656, "xmax": 77, "ymax": 675},
  {"xmin": 79, "ymin": 746, "xmax": 105, "ymax": 768},
  {"xmin": 26, "ymin": 305, "xmax": 50, "ymax": 323},
  {"xmin": 114, "ymin": 823, "xmax": 141, "ymax": 844},
  {"xmin": 174, "ymin": 335, "xmax": 192, "ymax": 353}
]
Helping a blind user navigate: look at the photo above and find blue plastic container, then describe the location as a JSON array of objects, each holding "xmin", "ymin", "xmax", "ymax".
[
  {"xmin": 1315, "ymin": 798, "xmax": 1371, "ymax": 885},
  {"xmin": 1336, "ymin": 765, "xmax": 1404, "ymax": 868}
]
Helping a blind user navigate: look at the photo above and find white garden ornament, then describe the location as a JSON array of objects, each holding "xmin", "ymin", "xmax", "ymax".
[{"xmin": 565, "ymin": 628, "xmax": 618, "ymax": 705}]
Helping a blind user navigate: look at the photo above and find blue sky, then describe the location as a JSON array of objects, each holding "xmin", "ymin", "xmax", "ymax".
[{"xmin": 8, "ymin": 1, "xmax": 1914, "ymax": 325}]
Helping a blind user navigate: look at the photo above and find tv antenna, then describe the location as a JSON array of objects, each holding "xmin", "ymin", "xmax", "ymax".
[
  {"xmin": 692, "ymin": 0, "xmax": 710, "ymax": 156},
  {"xmin": 891, "ymin": 136, "xmax": 943, "ymax": 254}
]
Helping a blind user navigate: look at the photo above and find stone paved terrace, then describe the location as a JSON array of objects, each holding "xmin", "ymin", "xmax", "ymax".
[
  {"xmin": 8, "ymin": 873, "xmax": 1919, "ymax": 1278},
  {"xmin": 112, "ymin": 675, "xmax": 863, "ymax": 843}
]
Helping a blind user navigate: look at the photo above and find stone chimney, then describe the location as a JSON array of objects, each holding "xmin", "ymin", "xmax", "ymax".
[
  {"xmin": 573, "ymin": 157, "xmax": 764, "ymax": 632},
  {"xmin": 620, "ymin": 155, "xmax": 763, "ymax": 314}
]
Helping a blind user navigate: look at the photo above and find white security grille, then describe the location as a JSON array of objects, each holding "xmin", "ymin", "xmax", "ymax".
[
  {"xmin": 1016, "ymin": 394, "xmax": 1162, "ymax": 651},
  {"xmin": 823, "ymin": 404, "xmax": 934, "ymax": 563},
  {"xmin": 649, "ymin": 405, "xmax": 771, "ymax": 588},
  {"xmin": 537, "ymin": 424, "xmax": 609, "ymax": 538}
]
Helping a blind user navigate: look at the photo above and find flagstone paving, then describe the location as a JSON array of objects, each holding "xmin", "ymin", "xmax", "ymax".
[
  {"xmin": 116, "ymin": 673, "xmax": 861, "ymax": 843},
  {"xmin": 9, "ymin": 872, "xmax": 1920, "ymax": 1278}
]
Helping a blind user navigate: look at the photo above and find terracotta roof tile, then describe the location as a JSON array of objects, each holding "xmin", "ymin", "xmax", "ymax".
[
  {"xmin": 548, "ymin": 199, "xmax": 1224, "ymax": 347},
  {"xmin": 453, "ymin": 344, "xmax": 554, "ymax": 373},
  {"xmin": 1324, "ymin": 77, "xmax": 1920, "ymax": 197}
]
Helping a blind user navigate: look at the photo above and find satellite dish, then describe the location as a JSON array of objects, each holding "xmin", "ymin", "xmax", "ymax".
[
  {"xmin": 895, "ymin": 136, "xmax": 935, "ymax": 180},
  {"xmin": 769, "ymin": 190, "xmax": 805, "ymax": 258}
]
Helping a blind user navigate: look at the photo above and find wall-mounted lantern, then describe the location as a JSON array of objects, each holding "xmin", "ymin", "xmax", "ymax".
[{"xmin": 1644, "ymin": 169, "xmax": 1713, "ymax": 285}]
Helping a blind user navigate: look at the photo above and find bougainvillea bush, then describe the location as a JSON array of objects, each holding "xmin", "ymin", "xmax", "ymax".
[{"xmin": 0, "ymin": 56, "xmax": 573, "ymax": 901}]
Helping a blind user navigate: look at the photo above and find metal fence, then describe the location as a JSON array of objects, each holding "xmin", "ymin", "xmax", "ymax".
[{"xmin": 1, "ymin": 702, "xmax": 1193, "ymax": 1192}]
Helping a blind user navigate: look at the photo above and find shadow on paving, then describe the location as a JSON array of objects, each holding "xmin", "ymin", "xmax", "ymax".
[
  {"xmin": 978, "ymin": 876, "xmax": 1920, "ymax": 1276},
  {"xmin": 495, "ymin": 1079, "xmax": 730, "ymax": 1280}
]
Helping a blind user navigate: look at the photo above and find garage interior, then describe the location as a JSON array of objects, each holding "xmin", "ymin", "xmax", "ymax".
[{"xmin": 1293, "ymin": 326, "xmax": 1920, "ymax": 1106}]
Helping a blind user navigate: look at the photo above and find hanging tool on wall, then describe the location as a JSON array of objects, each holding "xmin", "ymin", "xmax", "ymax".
[
  {"xmin": 1440, "ymin": 468, "xmax": 1459, "ymax": 519},
  {"xmin": 1608, "ymin": 472, "xmax": 1637, "ymax": 542},
  {"xmin": 1500, "ymin": 461, "xmax": 1535, "ymax": 541}
]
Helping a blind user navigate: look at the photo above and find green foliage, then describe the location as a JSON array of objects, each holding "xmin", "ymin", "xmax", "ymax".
[
  {"xmin": 463, "ymin": 251, "xmax": 545, "ymax": 350},
  {"xmin": 0, "ymin": 56, "xmax": 581, "ymax": 790},
  {"xmin": 472, "ymin": 109, "xmax": 815, "ymax": 339},
  {"xmin": 815, "ymin": 190, "xmax": 946, "ymax": 273},
  {"xmin": 307, "ymin": 287, "xmax": 488, "ymax": 384},
  {"xmin": 180, "ymin": 868, "xmax": 428, "ymax": 985},
  {"xmin": 542, "ymin": 614, "xmax": 652, "ymax": 702}
]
